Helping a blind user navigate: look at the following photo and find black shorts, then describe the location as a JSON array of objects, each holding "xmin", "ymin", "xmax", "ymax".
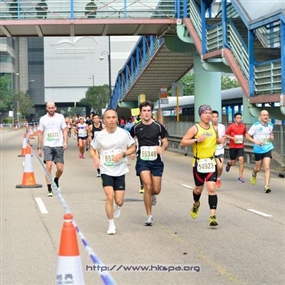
[
  {"xmin": 254, "ymin": 150, "xmax": 272, "ymax": 161},
  {"xmin": 43, "ymin": 146, "xmax": 64, "ymax": 164},
  {"xmin": 101, "ymin": 174, "xmax": 125, "ymax": 191},
  {"xmin": 229, "ymin": 148, "xmax": 244, "ymax": 160},
  {"xmin": 136, "ymin": 158, "xmax": 164, "ymax": 177},
  {"xmin": 78, "ymin": 136, "xmax": 88, "ymax": 141},
  {"xmin": 193, "ymin": 164, "xmax": 217, "ymax": 186}
]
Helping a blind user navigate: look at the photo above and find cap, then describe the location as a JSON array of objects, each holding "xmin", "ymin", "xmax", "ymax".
[{"xmin": 198, "ymin": 104, "xmax": 212, "ymax": 116}]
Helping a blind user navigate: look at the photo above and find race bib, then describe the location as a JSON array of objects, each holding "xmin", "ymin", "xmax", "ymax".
[
  {"xmin": 197, "ymin": 158, "xmax": 216, "ymax": 173},
  {"xmin": 78, "ymin": 129, "xmax": 87, "ymax": 137},
  {"xmin": 140, "ymin": 146, "xmax": 157, "ymax": 161},
  {"xmin": 46, "ymin": 129, "xmax": 59, "ymax": 141},
  {"xmin": 234, "ymin": 135, "xmax": 243, "ymax": 144},
  {"xmin": 261, "ymin": 135, "xmax": 270, "ymax": 145},
  {"xmin": 103, "ymin": 149, "xmax": 122, "ymax": 166}
]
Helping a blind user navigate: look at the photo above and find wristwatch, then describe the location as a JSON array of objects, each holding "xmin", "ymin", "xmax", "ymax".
[
  {"xmin": 122, "ymin": 151, "xmax": 126, "ymax": 158},
  {"xmin": 193, "ymin": 138, "xmax": 197, "ymax": 143}
]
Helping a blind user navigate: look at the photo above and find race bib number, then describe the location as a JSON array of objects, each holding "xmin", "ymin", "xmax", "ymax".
[
  {"xmin": 140, "ymin": 146, "xmax": 157, "ymax": 161},
  {"xmin": 103, "ymin": 149, "xmax": 122, "ymax": 166},
  {"xmin": 234, "ymin": 135, "xmax": 243, "ymax": 144},
  {"xmin": 261, "ymin": 135, "xmax": 270, "ymax": 145},
  {"xmin": 46, "ymin": 129, "xmax": 59, "ymax": 141},
  {"xmin": 197, "ymin": 158, "xmax": 216, "ymax": 173},
  {"xmin": 78, "ymin": 129, "xmax": 87, "ymax": 137}
]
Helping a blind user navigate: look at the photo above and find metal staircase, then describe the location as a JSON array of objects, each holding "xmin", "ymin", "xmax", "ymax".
[{"xmin": 180, "ymin": 0, "xmax": 285, "ymax": 119}]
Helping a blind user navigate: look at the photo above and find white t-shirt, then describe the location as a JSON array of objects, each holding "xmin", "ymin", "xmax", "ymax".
[
  {"xmin": 215, "ymin": 123, "xmax": 226, "ymax": 155},
  {"xmin": 91, "ymin": 127, "xmax": 135, "ymax": 176},
  {"xmin": 39, "ymin": 113, "xmax": 67, "ymax": 147}
]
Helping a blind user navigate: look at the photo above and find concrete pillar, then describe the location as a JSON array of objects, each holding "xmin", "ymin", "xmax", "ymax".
[
  {"xmin": 242, "ymin": 95, "xmax": 256, "ymax": 124},
  {"xmin": 194, "ymin": 52, "xmax": 221, "ymax": 122}
]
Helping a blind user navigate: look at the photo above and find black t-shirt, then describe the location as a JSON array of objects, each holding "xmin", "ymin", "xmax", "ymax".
[
  {"xmin": 91, "ymin": 122, "xmax": 103, "ymax": 139},
  {"xmin": 130, "ymin": 121, "xmax": 168, "ymax": 159}
]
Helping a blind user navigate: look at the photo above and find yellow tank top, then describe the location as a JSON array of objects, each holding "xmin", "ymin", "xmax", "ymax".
[{"xmin": 192, "ymin": 124, "xmax": 217, "ymax": 166}]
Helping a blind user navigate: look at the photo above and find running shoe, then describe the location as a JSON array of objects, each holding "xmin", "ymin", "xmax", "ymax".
[
  {"xmin": 250, "ymin": 173, "xmax": 256, "ymax": 185},
  {"xmin": 209, "ymin": 215, "xmax": 218, "ymax": 226},
  {"xmin": 107, "ymin": 225, "xmax": 116, "ymax": 235},
  {"xmin": 97, "ymin": 173, "xmax": 101, "ymax": 177},
  {"xmin": 225, "ymin": 161, "xmax": 231, "ymax": 172},
  {"xmin": 145, "ymin": 215, "xmax": 153, "ymax": 226},
  {"xmin": 152, "ymin": 195, "xmax": 157, "ymax": 206},
  {"xmin": 264, "ymin": 186, "xmax": 271, "ymax": 193},
  {"xmin": 85, "ymin": 146, "xmax": 89, "ymax": 151},
  {"xmin": 238, "ymin": 177, "xmax": 245, "ymax": 183},
  {"xmin": 139, "ymin": 187, "xmax": 144, "ymax": 194},
  {"xmin": 114, "ymin": 204, "xmax": 121, "ymax": 219},
  {"xmin": 190, "ymin": 201, "xmax": 200, "ymax": 219},
  {"xmin": 47, "ymin": 191, "xmax": 53, "ymax": 197},
  {"xmin": 216, "ymin": 178, "xmax": 221, "ymax": 188}
]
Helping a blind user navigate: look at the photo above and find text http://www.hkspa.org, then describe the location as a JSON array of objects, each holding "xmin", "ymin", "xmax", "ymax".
[{"xmin": 86, "ymin": 264, "xmax": 201, "ymax": 273}]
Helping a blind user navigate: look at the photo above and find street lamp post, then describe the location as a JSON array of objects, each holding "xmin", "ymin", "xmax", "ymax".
[
  {"xmin": 99, "ymin": 36, "xmax": 112, "ymax": 98},
  {"xmin": 89, "ymin": 75, "xmax": 94, "ymax": 86}
]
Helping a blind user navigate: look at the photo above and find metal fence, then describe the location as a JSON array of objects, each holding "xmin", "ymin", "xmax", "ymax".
[{"xmin": 165, "ymin": 120, "xmax": 285, "ymax": 158}]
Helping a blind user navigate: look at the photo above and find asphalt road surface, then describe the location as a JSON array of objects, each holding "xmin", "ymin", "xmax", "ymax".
[{"xmin": 1, "ymin": 129, "xmax": 284, "ymax": 285}]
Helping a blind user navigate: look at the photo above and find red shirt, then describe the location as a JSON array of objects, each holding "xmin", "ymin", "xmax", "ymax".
[{"xmin": 226, "ymin": 123, "xmax": 247, "ymax": 149}]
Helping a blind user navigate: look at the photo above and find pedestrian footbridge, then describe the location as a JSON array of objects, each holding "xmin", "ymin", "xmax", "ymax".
[{"xmin": 1, "ymin": 0, "xmax": 284, "ymax": 119}]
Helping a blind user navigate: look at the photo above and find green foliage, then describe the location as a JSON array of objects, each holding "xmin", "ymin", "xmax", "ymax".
[
  {"xmin": 0, "ymin": 75, "xmax": 13, "ymax": 111},
  {"xmin": 221, "ymin": 76, "xmax": 240, "ymax": 90},
  {"xmin": 12, "ymin": 92, "xmax": 34, "ymax": 117},
  {"xmin": 80, "ymin": 85, "xmax": 109, "ymax": 115},
  {"xmin": 178, "ymin": 72, "xmax": 240, "ymax": 95}
]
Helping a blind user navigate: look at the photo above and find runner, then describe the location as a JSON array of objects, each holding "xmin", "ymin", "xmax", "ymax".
[
  {"xmin": 37, "ymin": 101, "xmax": 68, "ymax": 197},
  {"xmin": 75, "ymin": 117, "xmax": 89, "ymax": 158},
  {"xmin": 88, "ymin": 113, "xmax": 104, "ymax": 177},
  {"xmin": 130, "ymin": 101, "xmax": 169, "ymax": 226},
  {"xmin": 89, "ymin": 109, "xmax": 135, "ymax": 235},
  {"xmin": 180, "ymin": 104, "xmax": 225, "ymax": 226},
  {"xmin": 246, "ymin": 110, "xmax": 274, "ymax": 193}
]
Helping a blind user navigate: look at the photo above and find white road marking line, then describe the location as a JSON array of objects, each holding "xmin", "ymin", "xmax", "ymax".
[
  {"xmin": 181, "ymin": 184, "xmax": 193, "ymax": 189},
  {"xmin": 35, "ymin": 198, "xmax": 49, "ymax": 214},
  {"xmin": 247, "ymin": 209, "xmax": 272, "ymax": 217}
]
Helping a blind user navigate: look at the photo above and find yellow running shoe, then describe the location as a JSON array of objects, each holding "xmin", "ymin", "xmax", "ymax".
[
  {"xmin": 139, "ymin": 187, "xmax": 144, "ymax": 194},
  {"xmin": 190, "ymin": 202, "xmax": 200, "ymax": 219},
  {"xmin": 209, "ymin": 215, "xmax": 218, "ymax": 226},
  {"xmin": 264, "ymin": 186, "xmax": 271, "ymax": 193},
  {"xmin": 251, "ymin": 173, "xmax": 256, "ymax": 185}
]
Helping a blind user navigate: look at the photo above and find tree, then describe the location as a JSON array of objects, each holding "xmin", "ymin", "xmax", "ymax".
[
  {"xmin": 0, "ymin": 75, "xmax": 13, "ymax": 111},
  {"xmin": 178, "ymin": 72, "xmax": 240, "ymax": 95},
  {"xmin": 79, "ymin": 85, "xmax": 109, "ymax": 115},
  {"xmin": 12, "ymin": 92, "xmax": 34, "ymax": 118}
]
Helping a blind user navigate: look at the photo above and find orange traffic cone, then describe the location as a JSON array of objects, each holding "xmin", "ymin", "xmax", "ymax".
[
  {"xmin": 18, "ymin": 134, "xmax": 28, "ymax": 157},
  {"xmin": 56, "ymin": 214, "xmax": 85, "ymax": 285},
  {"xmin": 29, "ymin": 128, "xmax": 35, "ymax": 139},
  {"xmin": 16, "ymin": 145, "xmax": 42, "ymax": 188}
]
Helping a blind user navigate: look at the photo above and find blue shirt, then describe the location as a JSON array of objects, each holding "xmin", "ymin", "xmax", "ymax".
[{"xmin": 247, "ymin": 121, "xmax": 274, "ymax": 154}]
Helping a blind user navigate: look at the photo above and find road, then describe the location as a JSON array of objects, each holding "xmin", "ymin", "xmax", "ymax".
[{"xmin": 1, "ymin": 129, "xmax": 284, "ymax": 285}]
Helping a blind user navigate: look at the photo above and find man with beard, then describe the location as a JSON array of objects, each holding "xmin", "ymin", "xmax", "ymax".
[{"xmin": 37, "ymin": 102, "xmax": 68, "ymax": 197}]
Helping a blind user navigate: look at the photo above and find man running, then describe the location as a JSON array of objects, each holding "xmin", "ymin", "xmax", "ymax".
[
  {"xmin": 88, "ymin": 113, "xmax": 104, "ymax": 177},
  {"xmin": 212, "ymin": 110, "xmax": 226, "ymax": 188},
  {"xmin": 89, "ymin": 109, "xmax": 135, "ymax": 235},
  {"xmin": 246, "ymin": 110, "xmax": 274, "ymax": 193},
  {"xmin": 225, "ymin": 112, "xmax": 247, "ymax": 183},
  {"xmin": 180, "ymin": 104, "xmax": 225, "ymax": 226},
  {"xmin": 37, "ymin": 102, "xmax": 68, "ymax": 197},
  {"xmin": 130, "ymin": 101, "xmax": 169, "ymax": 226}
]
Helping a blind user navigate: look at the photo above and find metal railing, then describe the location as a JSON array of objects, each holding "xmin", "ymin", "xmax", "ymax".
[
  {"xmin": 0, "ymin": 0, "xmax": 177, "ymax": 20},
  {"xmin": 186, "ymin": 0, "xmax": 283, "ymax": 97}
]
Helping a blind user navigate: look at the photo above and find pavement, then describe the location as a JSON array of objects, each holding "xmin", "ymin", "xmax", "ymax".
[{"xmin": 1, "ymin": 129, "xmax": 285, "ymax": 285}]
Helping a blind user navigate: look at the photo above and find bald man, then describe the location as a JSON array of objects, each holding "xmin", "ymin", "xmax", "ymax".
[
  {"xmin": 246, "ymin": 110, "xmax": 274, "ymax": 193},
  {"xmin": 38, "ymin": 102, "xmax": 68, "ymax": 197}
]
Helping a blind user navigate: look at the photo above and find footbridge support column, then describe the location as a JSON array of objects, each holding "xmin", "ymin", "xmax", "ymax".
[{"xmin": 194, "ymin": 52, "xmax": 221, "ymax": 122}]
